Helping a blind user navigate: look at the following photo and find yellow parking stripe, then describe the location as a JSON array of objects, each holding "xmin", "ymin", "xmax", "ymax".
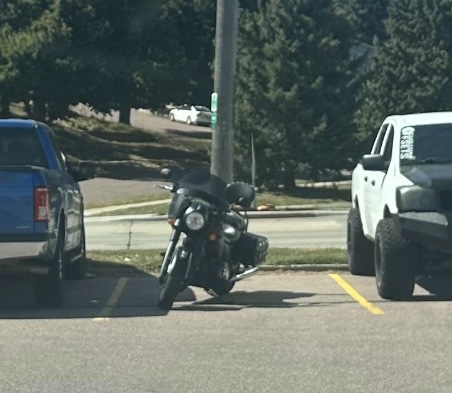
[
  {"xmin": 93, "ymin": 277, "xmax": 128, "ymax": 321},
  {"xmin": 329, "ymin": 274, "xmax": 384, "ymax": 315}
]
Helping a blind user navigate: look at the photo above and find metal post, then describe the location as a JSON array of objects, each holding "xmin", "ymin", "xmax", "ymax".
[
  {"xmin": 210, "ymin": 0, "xmax": 239, "ymax": 184},
  {"xmin": 251, "ymin": 131, "xmax": 256, "ymax": 208}
]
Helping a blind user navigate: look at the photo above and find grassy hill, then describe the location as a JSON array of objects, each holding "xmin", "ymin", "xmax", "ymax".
[
  {"xmin": 10, "ymin": 103, "xmax": 211, "ymax": 180},
  {"xmin": 7, "ymin": 103, "xmax": 351, "ymax": 206}
]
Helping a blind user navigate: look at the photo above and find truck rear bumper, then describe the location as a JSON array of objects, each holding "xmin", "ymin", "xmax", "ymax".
[
  {"xmin": 0, "ymin": 241, "xmax": 47, "ymax": 259},
  {"xmin": 394, "ymin": 212, "xmax": 452, "ymax": 253},
  {"xmin": 0, "ymin": 239, "xmax": 51, "ymax": 274}
]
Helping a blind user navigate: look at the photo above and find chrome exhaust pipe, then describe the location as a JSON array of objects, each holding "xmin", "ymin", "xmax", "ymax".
[{"xmin": 229, "ymin": 266, "xmax": 259, "ymax": 283}]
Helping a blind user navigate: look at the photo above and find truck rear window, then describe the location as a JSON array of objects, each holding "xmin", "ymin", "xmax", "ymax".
[{"xmin": 0, "ymin": 127, "xmax": 49, "ymax": 167}]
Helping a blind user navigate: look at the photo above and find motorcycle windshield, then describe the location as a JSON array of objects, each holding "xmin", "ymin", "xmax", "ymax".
[{"xmin": 168, "ymin": 170, "xmax": 229, "ymax": 218}]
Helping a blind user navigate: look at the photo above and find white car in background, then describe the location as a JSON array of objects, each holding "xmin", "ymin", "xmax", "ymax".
[{"xmin": 168, "ymin": 105, "xmax": 211, "ymax": 126}]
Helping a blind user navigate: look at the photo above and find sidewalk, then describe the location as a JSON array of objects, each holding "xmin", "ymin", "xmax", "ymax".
[{"xmin": 85, "ymin": 200, "xmax": 349, "ymax": 223}]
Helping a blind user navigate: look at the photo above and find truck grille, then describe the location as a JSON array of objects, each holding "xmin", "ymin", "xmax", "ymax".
[{"xmin": 440, "ymin": 191, "xmax": 452, "ymax": 211}]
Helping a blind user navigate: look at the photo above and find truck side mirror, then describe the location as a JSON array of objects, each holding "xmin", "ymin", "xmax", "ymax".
[
  {"xmin": 78, "ymin": 161, "xmax": 95, "ymax": 180},
  {"xmin": 67, "ymin": 161, "xmax": 95, "ymax": 181},
  {"xmin": 361, "ymin": 154, "xmax": 388, "ymax": 171}
]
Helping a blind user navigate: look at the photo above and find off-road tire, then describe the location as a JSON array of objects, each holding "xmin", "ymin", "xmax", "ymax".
[
  {"xmin": 347, "ymin": 208, "xmax": 374, "ymax": 276},
  {"xmin": 34, "ymin": 231, "xmax": 65, "ymax": 307},
  {"xmin": 374, "ymin": 218, "xmax": 416, "ymax": 300},
  {"xmin": 65, "ymin": 226, "xmax": 88, "ymax": 280}
]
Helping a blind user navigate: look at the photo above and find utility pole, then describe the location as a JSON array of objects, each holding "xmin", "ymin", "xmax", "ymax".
[{"xmin": 210, "ymin": 0, "xmax": 239, "ymax": 184}]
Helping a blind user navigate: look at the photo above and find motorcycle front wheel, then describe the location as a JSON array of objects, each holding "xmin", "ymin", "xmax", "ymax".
[
  {"xmin": 158, "ymin": 275, "xmax": 183, "ymax": 310},
  {"xmin": 158, "ymin": 246, "xmax": 189, "ymax": 310}
]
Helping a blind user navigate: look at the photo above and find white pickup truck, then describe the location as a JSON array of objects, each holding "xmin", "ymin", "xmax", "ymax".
[{"xmin": 348, "ymin": 112, "xmax": 452, "ymax": 300}]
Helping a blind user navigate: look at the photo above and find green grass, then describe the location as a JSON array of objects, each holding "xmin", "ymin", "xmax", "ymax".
[
  {"xmin": 87, "ymin": 247, "xmax": 347, "ymax": 276},
  {"xmin": 10, "ymin": 102, "xmax": 212, "ymax": 180},
  {"xmin": 54, "ymin": 115, "xmax": 211, "ymax": 179}
]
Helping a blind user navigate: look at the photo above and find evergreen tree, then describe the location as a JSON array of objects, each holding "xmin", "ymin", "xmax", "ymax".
[
  {"xmin": 334, "ymin": 0, "xmax": 389, "ymax": 45},
  {"xmin": 0, "ymin": 0, "xmax": 181, "ymax": 122},
  {"xmin": 59, "ymin": 0, "xmax": 179, "ymax": 123},
  {"xmin": 162, "ymin": 0, "xmax": 216, "ymax": 106},
  {"xmin": 235, "ymin": 0, "xmax": 358, "ymax": 189},
  {"xmin": 0, "ymin": 1, "xmax": 72, "ymax": 120},
  {"xmin": 356, "ymin": 0, "xmax": 452, "ymax": 146}
]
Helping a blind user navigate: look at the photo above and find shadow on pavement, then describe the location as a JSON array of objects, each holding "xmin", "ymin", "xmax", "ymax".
[
  {"xmin": 414, "ymin": 274, "xmax": 452, "ymax": 301},
  {"xmin": 0, "ymin": 271, "xmax": 196, "ymax": 320},
  {"xmin": 176, "ymin": 290, "xmax": 316, "ymax": 312}
]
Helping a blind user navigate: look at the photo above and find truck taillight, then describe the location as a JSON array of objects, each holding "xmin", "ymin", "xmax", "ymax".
[{"xmin": 34, "ymin": 187, "xmax": 49, "ymax": 221}]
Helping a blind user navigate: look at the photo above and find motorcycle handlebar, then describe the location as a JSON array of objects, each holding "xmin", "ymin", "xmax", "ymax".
[{"xmin": 154, "ymin": 184, "xmax": 174, "ymax": 191}]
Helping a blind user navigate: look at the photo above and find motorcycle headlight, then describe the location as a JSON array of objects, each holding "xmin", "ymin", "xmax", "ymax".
[
  {"xmin": 184, "ymin": 211, "xmax": 206, "ymax": 231},
  {"xmin": 396, "ymin": 186, "xmax": 438, "ymax": 212}
]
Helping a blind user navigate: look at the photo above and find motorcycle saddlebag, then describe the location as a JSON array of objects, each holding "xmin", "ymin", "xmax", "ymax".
[{"xmin": 237, "ymin": 232, "xmax": 269, "ymax": 266}]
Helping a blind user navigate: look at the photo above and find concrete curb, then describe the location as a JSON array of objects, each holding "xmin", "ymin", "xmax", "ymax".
[
  {"xmin": 85, "ymin": 209, "xmax": 348, "ymax": 223},
  {"xmin": 86, "ymin": 264, "xmax": 350, "ymax": 278},
  {"xmin": 259, "ymin": 264, "xmax": 348, "ymax": 272}
]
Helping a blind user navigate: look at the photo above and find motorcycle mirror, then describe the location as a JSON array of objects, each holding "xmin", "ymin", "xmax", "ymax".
[{"xmin": 160, "ymin": 168, "xmax": 173, "ymax": 179}]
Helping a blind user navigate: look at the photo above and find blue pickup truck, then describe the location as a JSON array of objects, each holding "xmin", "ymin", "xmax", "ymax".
[{"xmin": 0, "ymin": 119, "xmax": 94, "ymax": 307}]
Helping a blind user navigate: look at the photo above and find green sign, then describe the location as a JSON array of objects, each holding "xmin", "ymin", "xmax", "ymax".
[
  {"xmin": 211, "ymin": 92, "xmax": 218, "ymax": 112},
  {"xmin": 211, "ymin": 113, "xmax": 217, "ymax": 129}
]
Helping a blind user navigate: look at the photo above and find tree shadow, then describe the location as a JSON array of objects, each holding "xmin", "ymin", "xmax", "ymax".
[
  {"xmin": 51, "ymin": 117, "xmax": 211, "ymax": 180},
  {"xmin": 165, "ymin": 128, "xmax": 212, "ymax": 140}
]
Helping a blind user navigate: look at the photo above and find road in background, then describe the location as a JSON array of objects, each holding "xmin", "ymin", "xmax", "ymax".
[
  {"xmin": 72, "ymin": 104, "xmax": 212, "ymax": 136},
  {"xmin": 85, "ymin": 215, "xmax": 347, "ymax": 250}
]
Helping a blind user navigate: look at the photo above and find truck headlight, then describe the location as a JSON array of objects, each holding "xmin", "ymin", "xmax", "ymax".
[
  {"xmin": 396, "ymin": 186, "xmax": 438, "ymax": 212},
  {"xmin": 184, "ymin": 211, "xmax": 206, "ymax": 231}
]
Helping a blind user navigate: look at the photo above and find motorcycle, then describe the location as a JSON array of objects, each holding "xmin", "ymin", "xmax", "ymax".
[{"xmin": 156, "ymin": 168, "xmax": 269, "ymax": 310}]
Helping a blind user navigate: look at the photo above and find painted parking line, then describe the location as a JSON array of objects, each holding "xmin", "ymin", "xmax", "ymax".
[
  {"xmin": 329, "ymin": 274, "xmax": 384, "ymax": 315},
  {"xmin": 93, "ymin": 277, "xmax": 129, "ymax": 321}
]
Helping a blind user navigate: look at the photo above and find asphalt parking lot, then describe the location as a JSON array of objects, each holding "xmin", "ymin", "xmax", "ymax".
[
  {"xmin": 3, "ymin": 271, "xmax": 452, "ymax": 318},
  {"xmin": 2, "ymin": 272, "xmax": 452, "ymax": 393}
]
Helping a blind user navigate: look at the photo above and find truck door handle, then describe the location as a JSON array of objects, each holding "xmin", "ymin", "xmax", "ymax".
[
  {"xmin": 371, "ymin": 180, "xmax": 375, "ymax": 186},
  {"xmin": 364, "ymin": 176, "xmax": 368, "ymax": 182}
]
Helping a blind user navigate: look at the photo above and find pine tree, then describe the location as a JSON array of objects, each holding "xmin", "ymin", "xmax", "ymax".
[
  {"xmin": 235, "ymin": 0, "xmax": 358, "ymax": 189},
  {"xmin": 356, "ymin": 0, "xmax": 452, "ymax": 146},
  {"xmin": 162, "ymin": 0, "xmax": 216, "ymax": 106},
  {"xmin": 0, "ymin": 0, "xmax": 181, "ymax": 122},
  {"xmin": 0, "ymin": 1, "xmax": 72, "ymax": 120},
  {"xmin": 334, "ymin": 0, "xmax": 389, "ymax": 45}
]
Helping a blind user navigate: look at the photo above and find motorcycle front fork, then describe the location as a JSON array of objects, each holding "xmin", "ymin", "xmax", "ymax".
[{"xmin": 159, "ymin": 227, "xmax": 181, "ymax": 284}]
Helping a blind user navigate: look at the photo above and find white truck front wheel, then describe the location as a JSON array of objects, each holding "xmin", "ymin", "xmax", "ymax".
[{"xmin": 374, "ymin": 218, "xmax": 416, "ymax": 300}]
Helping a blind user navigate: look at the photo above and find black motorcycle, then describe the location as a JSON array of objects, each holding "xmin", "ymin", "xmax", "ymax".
[{"xmin": 156, "ymin": 168, "xmax": 269, "ymax": 310}]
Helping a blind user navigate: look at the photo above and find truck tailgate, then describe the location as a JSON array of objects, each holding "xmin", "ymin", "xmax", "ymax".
[{"xmin": 0, "ymin": 170, "xmax": 36, "ymax": 233}]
